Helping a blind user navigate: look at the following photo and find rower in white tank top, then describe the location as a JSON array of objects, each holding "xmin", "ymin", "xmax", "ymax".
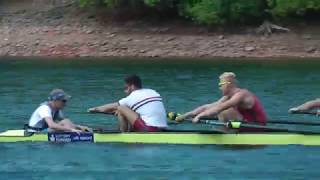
[
  {"xmin": 88, "ymin": 75, "xmax": 168, "ymax": 132},
  {"xmin": 118, "ymin": 88, "xmax": 167, "ymax": 128},
  {"xmin": 28, "ymin": 102, "xmax": 64, "ymax": 131},
  {"xmin": 27, "ymin": 89, "xmax": 91, "ymax": 133}
]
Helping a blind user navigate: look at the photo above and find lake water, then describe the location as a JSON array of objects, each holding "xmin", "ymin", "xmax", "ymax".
[{"xmin": 1, "ymin": 58, "xmax": 320, "ymax": 179}]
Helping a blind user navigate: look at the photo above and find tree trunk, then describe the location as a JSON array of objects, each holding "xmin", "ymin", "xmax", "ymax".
[{"xmin": 256, "ymin": 20, "xmax": 290, "ymax": 35}]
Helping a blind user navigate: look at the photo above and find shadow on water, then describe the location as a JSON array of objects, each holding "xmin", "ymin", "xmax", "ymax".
[{"xmin": 214, "ymin": 145, "xmax": 268, "ymax": 150}]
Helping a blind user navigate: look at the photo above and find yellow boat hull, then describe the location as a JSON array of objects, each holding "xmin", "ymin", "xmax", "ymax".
[{"xmin": 1, "ymin": 130, "xmax": 320, "ymax": 145}]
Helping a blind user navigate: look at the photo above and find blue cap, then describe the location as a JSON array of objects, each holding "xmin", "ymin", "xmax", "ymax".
[{"xmin": 49, "ymin": 89, "xmax": 71, "ymax": 101}]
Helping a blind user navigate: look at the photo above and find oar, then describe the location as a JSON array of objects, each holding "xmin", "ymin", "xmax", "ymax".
[
  {"xmin": 168, "ymin": 112, "xmax": 320, "ymax": 126},
  {"xmin": 92, "ymin": 128, "xmax": 120, "ymax": 133},
  {"xmin": 187, "ymin": 118, "xmax": 320, "ymax": 126},
  {"xmin": 87, "ymin": 111, "xmax": 115, "ymax": 115},
  {"xmin": 290, "ymin": 111, "xmax": 318, "ymax": 115},
  {"xmin": 172, "ymin": 118, "xmax": 258, "ymax": 129},
  {"xmin": 168, "ymin": 115, "xmax": 320, "ymax": 134},
  {"xmin": 267, "ymin": 120, "xmax": 320, "ymax": 126},
  {"xmin": 184, "ymin": 119, "xmax": 320, "ymax": 134}
]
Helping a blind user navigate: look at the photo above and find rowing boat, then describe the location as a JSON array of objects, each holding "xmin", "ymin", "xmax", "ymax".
[{"xmin": 1, "ymin": 129, "xmax": 320, "ymax": 145}]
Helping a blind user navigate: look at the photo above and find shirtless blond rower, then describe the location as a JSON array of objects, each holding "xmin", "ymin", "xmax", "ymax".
[{"xmin": 177, "ymin": 72, "xmax": 267, "ymax": 125}]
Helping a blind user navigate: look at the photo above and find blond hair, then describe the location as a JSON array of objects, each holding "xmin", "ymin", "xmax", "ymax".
[{"xmin": 219, "ymin": 72, "xmax": 238, "ymax": 84}]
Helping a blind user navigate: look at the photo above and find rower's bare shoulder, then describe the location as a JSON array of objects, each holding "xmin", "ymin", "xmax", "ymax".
[
  {"xmin": 236, "ymin": 89, "xmax": 255, "ymax": 103},
  {"xmin": 240, "ymin": 88, "xmax": 256, "ymax": 96},
  {"xmin": 236, "ymin": 89, "xmax": 249, "ymax": 96}
]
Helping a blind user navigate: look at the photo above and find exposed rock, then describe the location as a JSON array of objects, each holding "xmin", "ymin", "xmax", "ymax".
[
  {"xmin": 72, "ymin": 42, "xmax": 81, "ymax": 47},
  {"xmin": 158, "ymin": 28, "xmax": 169, "ymax": 33},
  {"xmin": 120, "ymin": 47, "xmax": 128, "ymax": 50},
  {"xmin": 244, "ymin": 46, "xmax": 256, "ymax": 52},
  {"xmin": 102, "ymin": 47, "xmax": 109, "ymax": 52},
  {"xmin": 101, "ymin": 41, "xmax": 108, "ymax": 46},
  {"xmin": 305, "ymin": 47, "xmax": 316, "ymax": 53},
  {"xmin": 217, "ymin": 43, "xmax": 225, "ymax": 48},
  {"xmin": 302, "ymin": 34, "xmax": 312, "ymax": 40},
  {"xmin": 34, "ymin": 41, "xmax": 40, "ymax": 46},
  {"xmin": 147, "ymin": 49, "xmax": 163, "ymax": 57},
  {"xmin": 86, "ymin": 30, "xmax": 94, "ymax": 34},
  {"xmin": 166, "ymin": 37, "xmax": 175, "ymax": 42},
  {"xmin": 87, "ymin": 42, "xmax": 97, "ymax": 47},
  {"xmin": 278, "ymin": 46, "xmax": 287, "ymax": 50},
  {"xmin": 218, "ymin": 35, "xmax": 224, "ymax": 40},
  {"xmin": 260, "ymin": 36, "xmax": 267, "ymax": 41}
]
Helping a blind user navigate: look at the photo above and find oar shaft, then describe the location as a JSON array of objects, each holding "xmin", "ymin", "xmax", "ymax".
[
  {"xmin": 267, "ymin": 120, "xmax": 320, "ymax": 126},
  {"xmin": 198, "ymin": 119, "xmax": 227, "ymax": 126},
  {"xmin": 290, "ymin": 111, "xmax": 317, "ymax": 115},
  {"xmin": 185, "ymin": 119, "xmax": 259, "ymax": 129},
  {"xmin": 90, "ymin": 111, "xmax": 115, "ymax": 115},
  {"xmin": 182, "ymin": 118, "xmax": 320, "ymax": 134},
  {"xmin": 182, "ymin": 117, "xmax": 320, "ymax": 126}
]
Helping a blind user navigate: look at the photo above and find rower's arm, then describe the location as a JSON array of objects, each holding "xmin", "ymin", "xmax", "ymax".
[
  {"xmin": 87, "ymin": 102, "xmax": 119, "ymax": 114},
  {"xmin": 44, "ymin": 117, "xmax": 76, "ymax": 132},
  {"xmin": 181, "ymin": 104, "xmax": 212, "ymax": 119},
  {"xmin": 291, "ymin": 99, "xmax": 320, "ymax": 112},
  {"xmin": 178, "ymin": 96, "xmax": 228, "ymax": 120},
  {"xmin": 216, "ymin": 96, "xmax": 229, "ymax": 104},
  {"xmin": 197, "ymin": 93, "xmax": 243, "ymax": 118}
]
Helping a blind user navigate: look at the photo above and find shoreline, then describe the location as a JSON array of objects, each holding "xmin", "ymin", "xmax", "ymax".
[
  {"xmin": 3, "ymin": 56, "xmax": 320, "ymax": 63},
  {"xmin": 0, "ymin": 1, "xmax": 319, "ymax": 59}
]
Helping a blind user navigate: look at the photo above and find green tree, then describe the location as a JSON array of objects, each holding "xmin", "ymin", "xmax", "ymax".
[
  {"xmin": 268, "ymin": 0, "xmax": 320, "ymax": 17},
  {"xmin": 180, "ymin": 0, "xmax": 266, "ymax": 25}
]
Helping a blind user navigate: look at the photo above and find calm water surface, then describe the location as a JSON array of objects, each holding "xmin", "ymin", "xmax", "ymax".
[{"xmin": 1, "ymin": 58, "xmax": 320, "ymax": 179}]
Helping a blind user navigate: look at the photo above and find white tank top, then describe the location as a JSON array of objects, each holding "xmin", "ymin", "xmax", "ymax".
[
  {"xmin": 28, "ymin": 102, "xmax": 63, "ymax": 129},
  {"xmin": 118, "ymin": 89, "xmax": 167, "ymax": 128}
]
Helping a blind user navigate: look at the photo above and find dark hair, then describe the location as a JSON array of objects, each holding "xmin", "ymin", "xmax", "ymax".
[{"xmin": 125, "ymin": 75, "xmax": 142, "ymax": 89}]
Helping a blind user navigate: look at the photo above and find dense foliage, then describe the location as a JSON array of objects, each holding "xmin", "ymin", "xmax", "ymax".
[
  {"xmin": 180, "ymin": 0, "xmax": 266, "ymax": 25},
  {"xmin": 268, "ymin": 0, "xmax": 320, "ymax": 17},
  {"xmin": 78, "ymin": 0, "xmax": 320, "ymax": 25}
]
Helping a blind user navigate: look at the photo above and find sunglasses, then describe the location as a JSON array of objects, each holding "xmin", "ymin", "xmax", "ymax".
[
  {"xmin": 61, "ymin": 99, "xmax": 67, "ymax": 103},
  {"xmin": 218, "ymin": 81, "xmax": 231, "ymax": 87}
]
